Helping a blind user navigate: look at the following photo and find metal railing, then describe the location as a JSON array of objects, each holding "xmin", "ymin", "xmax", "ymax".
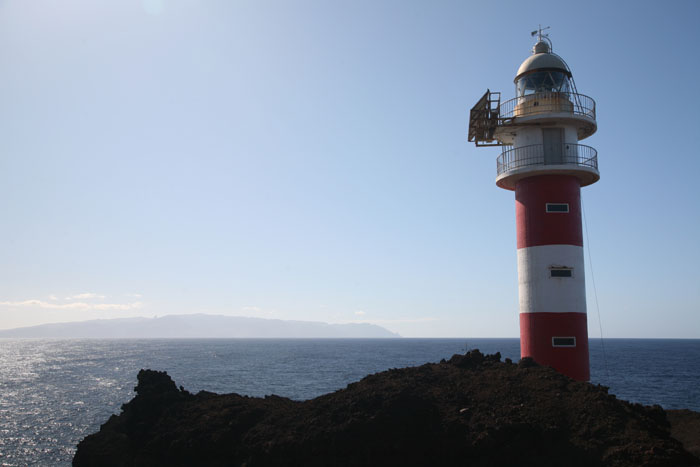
[
  {"xmin": 497, "ymin": 143, "xmax": 598, "ymax": 176},
  {"xmin": 499, "ymin": 92, "xmax": 596, "ymax": 121}
]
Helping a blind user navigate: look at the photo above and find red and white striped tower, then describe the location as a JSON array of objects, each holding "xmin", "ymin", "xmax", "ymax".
[{"xmin": 468, "ymin": 29, "xmax": 599, "ymax": 381}]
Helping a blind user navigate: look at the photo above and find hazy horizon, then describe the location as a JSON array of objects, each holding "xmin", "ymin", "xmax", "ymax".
[{"xmin": 3, "ymin": 313, "xmax": 699, "ymax": 340}]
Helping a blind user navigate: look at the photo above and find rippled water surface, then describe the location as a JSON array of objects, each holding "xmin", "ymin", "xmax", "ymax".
[{"xmin": 0, "ymin": 338, "xmax": 698, "ymax": 466}]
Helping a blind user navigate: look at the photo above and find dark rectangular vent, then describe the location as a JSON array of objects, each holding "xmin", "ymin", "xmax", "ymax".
[
  {"xmin": 550, "ymin": 268, "xmax": 573, "ymax": 278},
  {"xmin": 546, "ymin": 203, "xmax": 569, "ymax": 213},
  {"xmin": 552, "ymin": 337, "xmax": 576, "ymax": 347}
]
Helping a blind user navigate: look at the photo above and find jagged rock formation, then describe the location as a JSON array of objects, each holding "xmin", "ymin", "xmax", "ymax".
[{"xmin": 74, "ymin": 351, "xmax": 700, "ymax": 466}]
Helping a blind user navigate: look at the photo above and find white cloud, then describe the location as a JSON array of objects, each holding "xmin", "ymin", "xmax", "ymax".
[
  {"xmin": 126, "ymin": 293, "xmax": 143, "ymax": 298},
  {"xmin": 241, "ymin": 306, "xmax": 262, "ymax": 313},
  {"xmin": 65, "ymin": 293, "xmax": 106, "ymax": 300},
  {"xmin": 0, "ymin": 299, "xmax": 143, "ymax": 311},
  {"xmin": 354, "ymin": 310, "xmax": 367, "ymax": 316},
  {"xmin": 48, "ymin": 295, "xmax": 59, "ymax": 301}
]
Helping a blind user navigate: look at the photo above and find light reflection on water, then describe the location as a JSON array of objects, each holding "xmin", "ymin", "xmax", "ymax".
[{"xmin": 0, "ymin": 338, "xmax": 698, "ymax": 466}]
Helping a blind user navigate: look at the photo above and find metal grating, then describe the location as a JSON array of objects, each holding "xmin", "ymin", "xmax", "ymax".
[{"xmin": 467, "ymin": 90, "xmax": 503, "ymax": 147}]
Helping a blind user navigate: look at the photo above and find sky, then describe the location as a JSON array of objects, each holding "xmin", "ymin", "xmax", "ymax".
[{"xmin": 1, "ymin": 0, "xmax": 699, "ymax": 337}]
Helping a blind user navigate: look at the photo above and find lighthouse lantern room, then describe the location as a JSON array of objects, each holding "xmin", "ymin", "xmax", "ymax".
[{"xmin": 468, "ymin": 28, "xmax": 599, "ymax": 381}]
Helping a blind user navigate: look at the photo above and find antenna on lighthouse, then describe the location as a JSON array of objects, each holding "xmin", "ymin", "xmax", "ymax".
[
  {"xmin": 531, "ymin": 25, "xmax": 552, "ymax": 52},
  {"xmin": 531, "ymin": 25, "xmax": 550, "ymax": 40}
]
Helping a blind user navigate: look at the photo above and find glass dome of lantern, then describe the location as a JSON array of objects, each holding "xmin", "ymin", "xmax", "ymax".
[{"xmin": 514, "ymin": 40, "xmax": 573, "ymax": 97}]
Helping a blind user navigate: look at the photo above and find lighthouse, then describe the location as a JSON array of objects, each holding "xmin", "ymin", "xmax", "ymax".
[{"xmin": 468, "ymin": 29, "xmax": 598, "ymax": 381}]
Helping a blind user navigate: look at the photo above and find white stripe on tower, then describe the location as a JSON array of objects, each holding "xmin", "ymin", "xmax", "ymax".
[{"xmin": 517, "ymin": 244, "xmax": 586, "ymax": 314}]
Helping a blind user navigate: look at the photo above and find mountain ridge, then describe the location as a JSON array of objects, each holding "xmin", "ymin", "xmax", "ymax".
[{"xmin": 0, "ymin": 314, "xmax": 400, "ymax": 338}]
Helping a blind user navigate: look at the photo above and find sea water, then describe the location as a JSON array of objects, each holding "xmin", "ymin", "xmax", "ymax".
[{"xmin": 1, "ymin": 338, "xmax": 699, "ymax": 466}]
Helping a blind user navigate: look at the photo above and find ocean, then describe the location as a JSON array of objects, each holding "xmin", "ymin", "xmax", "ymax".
[{"xmin": 1, "ymin": 338, "xmax": 699, "ymax": 466}]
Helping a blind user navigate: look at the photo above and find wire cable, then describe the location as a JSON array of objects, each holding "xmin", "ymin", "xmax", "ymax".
[{"xmin": 582, "ymin": 195, "xmax": 610, "ymax": 380}]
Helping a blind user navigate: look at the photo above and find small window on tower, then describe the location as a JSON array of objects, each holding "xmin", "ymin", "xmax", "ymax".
[
  {"xmin": 552, "ymin": 337, "xmax": 576, "ymax": 347},
  {"xmin": 550, "ymin": 268, "xmax": 573, "ymax": 278},
  {"xmin": 546, "ymin": 203, "xmax": 569, "ymax": 213}
]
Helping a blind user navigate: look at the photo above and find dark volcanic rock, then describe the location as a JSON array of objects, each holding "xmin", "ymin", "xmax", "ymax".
[
  {"xmin": 668, "ymin": 409, "xmax": 700, "ymax": 458},
  {"xmin": 74, "ymin": 351, "xmax": 700, "ymax": 467}
]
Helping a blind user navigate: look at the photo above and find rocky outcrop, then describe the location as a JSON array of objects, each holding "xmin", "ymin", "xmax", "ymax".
[
  {"xmin": 668, "ymin": 409, "xmax": 700, "ymax": 459},
  {"xmin": 74, "ymin": 351, "xmax": 700, "ymax": 466}
]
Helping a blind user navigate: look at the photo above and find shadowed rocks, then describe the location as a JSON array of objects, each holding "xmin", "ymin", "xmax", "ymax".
[{"xmin": 74, "ymin": 351, "xmax": 700, "ymax": 467}]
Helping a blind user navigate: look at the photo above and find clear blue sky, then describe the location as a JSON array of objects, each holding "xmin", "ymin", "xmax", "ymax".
[{"xmin": 1, "ymin": 0, "xmax": 699, "ymax": 337}]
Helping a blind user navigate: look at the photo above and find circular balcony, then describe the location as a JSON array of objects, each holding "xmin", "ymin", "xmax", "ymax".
[
  {"xmin": 495, "ymin": 143, "xmax": 599, "ymax": 190},
  {"xmin": 500, "ymin": 92, "xmax": 595, "ymax": 120},
  {"xmin": 495, "ymin": 92, "xmax": 597, "ymax": 141}
]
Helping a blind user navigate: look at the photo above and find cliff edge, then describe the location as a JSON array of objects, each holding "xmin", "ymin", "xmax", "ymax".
[{"xmin": 73, "ymin": 351, "xmax": 700, "ymax": 466}]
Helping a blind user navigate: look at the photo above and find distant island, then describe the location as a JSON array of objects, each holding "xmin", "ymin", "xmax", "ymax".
[{"xmin": 0, "ymin": 314, "xmax": 400, "ymax": 338}]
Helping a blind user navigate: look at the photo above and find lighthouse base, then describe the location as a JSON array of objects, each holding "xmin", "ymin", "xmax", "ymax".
[{"xmin": 520, "ymin": 312, "xmax": 590, "ymax": 381}]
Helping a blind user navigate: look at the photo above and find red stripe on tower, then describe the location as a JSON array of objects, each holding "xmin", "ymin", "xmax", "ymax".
[
  {"xmin": 520, "ymin": 313, "xmax": 590, "ymax": 381},
  {"xmin": 516, "ymin": 175, "xmax": 583, "ymax": 249}
]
